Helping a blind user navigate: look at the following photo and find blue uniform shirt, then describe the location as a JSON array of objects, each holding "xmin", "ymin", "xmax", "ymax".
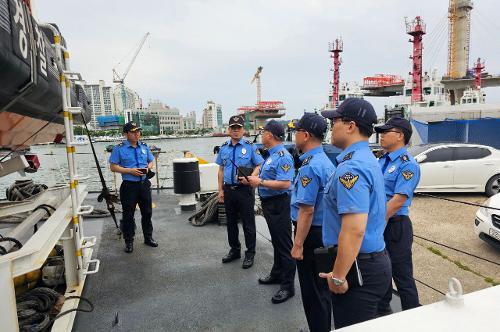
[
  {"xmin": 109, "ymin": 140, "xmax": 154, "ymax": 182},
  {"xmin": 258, "ymin": 144, "xmax": 295, "ymax": 198},
  {"xmin": 378, "ymin": 147, "xmax": 421, "ymax": 216},
  {"xmin": 322, "ymin": 141, "xmax": 386, "ymax": 253},
  {"xmin": 291, "ymin": 146, "xmax": 335, "ymax": 227},
  {"xmin": 215, "ymin": 138, "xmax": 264, "ymax": 184}
]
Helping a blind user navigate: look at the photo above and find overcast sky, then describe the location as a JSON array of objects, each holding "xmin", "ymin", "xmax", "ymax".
[{"xmin": 35, "ymin": 0, "xmax": 500, "ymax": 120}]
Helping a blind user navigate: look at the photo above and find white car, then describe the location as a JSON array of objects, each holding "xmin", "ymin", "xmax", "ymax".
[
  {"xmin": 474, "ymin": 193, "xmax": 500, "ymax": 250},
  {"xmin": 408, "ymin": 143, "xmax": 500, "ymax": 197}
]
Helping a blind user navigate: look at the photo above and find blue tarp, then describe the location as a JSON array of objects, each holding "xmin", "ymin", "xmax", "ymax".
[{"xmin": 411, "ymin": 118, "xmax": 500, "ymax": 149}]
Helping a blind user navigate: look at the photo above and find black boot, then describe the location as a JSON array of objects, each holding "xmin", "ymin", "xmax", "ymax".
[
  {"xmin": 222, "ymin": 250, "xmax": 241, "ymax": 263},
  {"xmin": 124, "ymin": 242, "xmax": 133, "ymax": 253},
  {"xmin": 144, "ymin": 237, "xmax": 158, "ymax": 247}
]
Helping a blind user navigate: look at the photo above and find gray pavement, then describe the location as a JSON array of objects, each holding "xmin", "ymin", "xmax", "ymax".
[{"xmin": 73, "ymin": 192, "xmax": 309, "ymax": 331}]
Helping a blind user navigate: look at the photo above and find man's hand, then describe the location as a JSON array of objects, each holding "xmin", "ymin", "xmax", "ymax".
[
  {"xmin": 245, "ymin": 175, "xmax": 261, "ymax": 188},
  {"xmin": 218, "ymin": 190, "xmax": 224, "ymax": 203},
  {"xmin": 318, "ymin": 272, "xmax": 349, "ymax": 294},
  {"xmin": 291, "ymin": 243, "xmax": 304, "ymax": 261},
  {"xmin": 128, "ymin": 168, "xmax": 144, "ymax": 177},
  {"xmin": 238, "ymin": 176, "xmax": 250, "ymax": 185}
]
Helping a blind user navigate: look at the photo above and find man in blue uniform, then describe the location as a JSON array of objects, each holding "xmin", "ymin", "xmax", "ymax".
[
  {"xmin": 216, "ymin": 115, "xmax": 264, "ymax": 269},
  {"xmin": 320, "ymin": 98, "xmax": 391, "ymax": 329},
  {"xmin": 243, "ymin": 120, "xmax": 296, "ymax": 303},
  {"xmin": 109, "ymin": 121, "xmax": 157, "ymax": 253},
  {"xmin": 290, "ymin": 113, "xmax": 334, "ymax": 332},
  {"xmin": 375, "ymin": 116, "xmax": 421, "ymax": 314}
]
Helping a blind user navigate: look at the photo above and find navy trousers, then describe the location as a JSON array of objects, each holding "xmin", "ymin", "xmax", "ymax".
[
  {"xmin": 332, "ymin": 251, "xmax": 392, "ymax": 329},
  {"xmin": 379, "ymin": 215, "xmax": 420, "ymax": 312},
  {"xmin": 120, "ymin": 180, "xmax": 153, "ymax": 243},
  {"xmin": 295, "ymin": 226, "xmax": 332, "ymax": 332},
  {"xmin": 261, "ymin": 194, "xmax": 296, "ymax": 292},
  {"xmin": 223, "ymin": 185, "xmax": 256, "ymax": 255}
]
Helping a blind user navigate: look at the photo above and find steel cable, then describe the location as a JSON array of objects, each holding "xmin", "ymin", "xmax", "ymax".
[{"xmin": 414, "ymin": 192, "xmax": 500, "ymax": 211}]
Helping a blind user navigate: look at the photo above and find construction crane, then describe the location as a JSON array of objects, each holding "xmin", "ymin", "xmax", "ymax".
[
  {"xmin": 251, "ymin": 66, "xmax": 263, "ymax": 105},
  {"xmin": 112, "ymin": 32, "xmax": 150, "ymax": 113}
]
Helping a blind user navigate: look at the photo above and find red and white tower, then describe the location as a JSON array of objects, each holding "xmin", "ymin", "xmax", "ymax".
[
  {"xmin": 406, "ymin": 16, "xmax": 426, "ymax": 103},
  {"xmin": 474, "ymin": 57, "xmax": 485, "ymax": 90},
  {"xmin": 328, "ymin": 38, "xmax": 343, "ymax": 108}
]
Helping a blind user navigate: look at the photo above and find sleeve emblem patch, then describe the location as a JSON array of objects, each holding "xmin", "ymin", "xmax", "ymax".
[
  {"xmin": 342, "ymin": 151, "xmax": 354, "ymax": 161},
  {"xmin": 301, "ymin": 156, "xmax": 313, "ymax": 166},
  {"xmin": 281, "ymin": 164, "xmax": 291, "ymax": 172},
  {"xmin": 402, "ymin": 170, "xmax": 414, "ymax": 181},
  {"xmin": 400, "ymin": 154, "xmax": 409, "ymax": 163},
  {"xmin": 301, "ymin": 176, "xmax": 312, "ymax": 187},
  {"xmin": 339, "ymin": 172, "xmax": 359, "ymax": 190}
]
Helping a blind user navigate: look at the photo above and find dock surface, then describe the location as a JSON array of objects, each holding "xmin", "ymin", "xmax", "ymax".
[{"xmin": 74, "ymin": 191, "xmax": 309, "ymax": 331}]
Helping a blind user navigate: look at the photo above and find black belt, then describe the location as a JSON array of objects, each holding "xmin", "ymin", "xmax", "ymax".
[
  {"xmin": 291, "ymin": 221, "xmax": 322, "ymax": 229},
  {"xmin": 260, "ymin": 193, "xmax": 288, "ymax": 203},
  {"xmin": 123, "ymin": 179, "xmax": 148, "ymax": 184},
  {"xmin": 388, "ymin": 215, "xmax": 408, "ymax": 223},
  {"xmin": 357, "ymin": 249, "xmax": 387, "ymax": 260},
  {"xmin": 223, "ymin": 184, "xmax": 247, "ymax": 190}
]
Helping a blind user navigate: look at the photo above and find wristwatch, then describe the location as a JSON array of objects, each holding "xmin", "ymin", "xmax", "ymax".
[
  {"xmin": 259, "ymin": 179, "xmax": 265, "ymax": 186},
  {"xmin": 331, "ymin": 276, "xmax": 345, "ymax": 286}
]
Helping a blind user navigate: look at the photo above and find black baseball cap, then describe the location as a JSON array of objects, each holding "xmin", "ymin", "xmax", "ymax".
[
  {"xmin": 229, "ymin": 115, "xmax": 244, "ymax": 127},
  {"xmin": 296, "ymin": 112, "xmax": 327, "ymax": 138},
  {"xmin": 123, "ymin": 121, "xmax": 141, "ymax": 133},
  {"xmin": 321, "ymin": 98, "xmax": 377, "ymax": 129},
  {"xmin": 375, "ymin": 116, "xmax": 413, "ymax": 140},
  {"xmin": 264, "ymin": 120, "xmax": 285, "ymax": 140}
]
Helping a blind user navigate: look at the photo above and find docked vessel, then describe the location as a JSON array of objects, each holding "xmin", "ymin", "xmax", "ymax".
[{"xmin": 0, "ymin": 0, "xmax": 91, "ymax": 149}]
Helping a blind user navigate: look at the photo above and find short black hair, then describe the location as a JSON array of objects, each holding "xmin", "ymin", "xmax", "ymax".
[
  {"xmin": 403, "ymin": 132, "xmax": 411, "ymax": 145},
  {"xmin": 341, "ymin": 117, "xmax": 373, "ymax": 138}
]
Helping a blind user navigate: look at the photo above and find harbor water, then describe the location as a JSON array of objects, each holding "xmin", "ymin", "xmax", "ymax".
[{"xmin": 0, "ymin": 137, "xmax": 228, "ymax": 199}]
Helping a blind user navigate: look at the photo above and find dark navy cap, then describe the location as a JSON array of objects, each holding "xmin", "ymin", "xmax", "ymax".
[
  {"xmin": 264, "ymin": 120, "xmax": 285, "ymax": 140},
  {"xmin": 374, "ymin": 116, "xmax": 412, "ymax": 137},
  {"xmin": 229, "ymin": 115, "xmax": 244, "ymax": 127},
  {"xmin": 123, "ymin": 121, "xmax": 141, "ymax": 133},
  {"xmin": 321, "ymin": 98, "xmax": 377, "ymax": 129},
  {"xmin": 296, "ymin": 112, "xmax": 327, "ymax": 138}
]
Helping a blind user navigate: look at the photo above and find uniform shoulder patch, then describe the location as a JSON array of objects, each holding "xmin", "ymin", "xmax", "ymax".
[
  {"xmin": 402, "ymin": 170, "xmax": 414, "ymax": 181},
  {"xmin": 221, "ymin": 141, "xmax": 228, "ymax": 146},
  {"xmin": 339, "ymin": 172, "xmax": 359, "ymax": 190},
  {"xmin": 342, "ymin": 151, "xmax": 355, "ymax": 162},
  {"xmin": 301, "ymin": 156, "xmax": 313, "ymax": 166},
  {"xmin": 301, "ymin": 176, "xmax": 312, "ymax": 187},
  {"xmin": 245, "ymin": 140, "xmax": 252, "ymax": 144},
  {"xmin": 281, "ymin": 163, "xmax": 291, "ymax": 172},
  {"xmin": 256, "ymin": 148, "xmax": 261, "ymax": 155},
  {"xmin": 117, "ymin": 142, "xmax": 124, "ymax": 147},
  {"xmin": 400, "ymin": 154, "xmax": 410, "ymax": 163},
  {"xmin": 278, "ymin": 150, "xmax": 285, "ymax": 157},
  {"xmin": 140, "ymin": 141, "xmax": 147, "ymax": 145}
]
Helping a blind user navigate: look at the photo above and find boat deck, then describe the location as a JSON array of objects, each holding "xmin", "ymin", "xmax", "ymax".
[{"xmin": 73, "ymin": 191, "xmax": 310, "ymax": 331}]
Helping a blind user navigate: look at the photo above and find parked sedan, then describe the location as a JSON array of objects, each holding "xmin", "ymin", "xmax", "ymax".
[
  {"xmin": 474, "ymin": 193, "xmax": 500, "ymax": 250},
  {"xmin": 408, "ymin": 143, "xmax": 500, "ymax": 196}
]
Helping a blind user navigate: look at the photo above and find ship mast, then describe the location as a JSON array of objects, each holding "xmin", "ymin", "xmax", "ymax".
[
  {"xmin": 328, "ymin": 38, "xmax": 343, "ymax": 108},
  {"xmin": 406, "ymin": 16, "xmax": 426, "ymax": 103}
]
